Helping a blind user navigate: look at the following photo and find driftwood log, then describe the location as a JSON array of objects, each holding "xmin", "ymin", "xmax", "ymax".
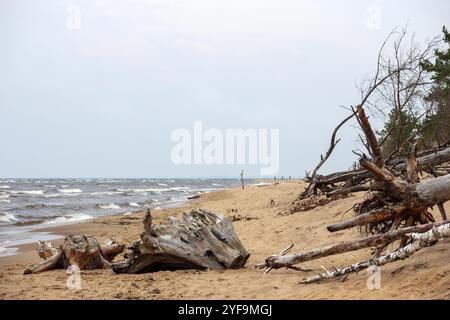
[
  {"xmin": 24, "ymin": 235, "xmax": 125, "ymax": 274},
  {"xmin": 112, "ymin": 209, "xmax": 250, "ymax": 273},
  {"xmin": 299, "ymin": 222, "xmax": 450, "ymax": 284},
  {"xmin": 256, "ymin": 221, "xmax": 449, "ymax": 272}
]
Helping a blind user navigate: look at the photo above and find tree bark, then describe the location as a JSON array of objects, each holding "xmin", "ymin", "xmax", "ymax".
[
  {"xmin": 327, "ymin": 206, "xmax": 402, "ymax": 232},
  {"xmin": 392, "ymin": 146, "xmax": 450, "ymax": 171},
  {"xmin": 357, "ymin": 106, "xmax": 383, "ymax": 166},
  {"xmin": 414, "ymin": 174, "xmax": 450, "ymax": 206}
]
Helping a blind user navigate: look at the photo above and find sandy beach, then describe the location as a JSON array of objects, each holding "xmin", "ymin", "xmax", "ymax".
[{"xmin": 0, "ymin": 180, "xmax": 448, "ymax": 300}]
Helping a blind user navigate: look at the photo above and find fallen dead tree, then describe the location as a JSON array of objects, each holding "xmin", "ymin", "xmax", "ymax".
[
  {"xmin": 112, "ymin": 209, "xmax": 250, "ymax": 273},
  {"xmin": 24, "ymin": 235, "xmax": 125, "ymax": 274},
  {"xmin": 286, "ymin": 30, "xmax": 448, "ymax": 215},
  {"xmin": 285, "ymin": 145, "xmax": 450, "ymax": 214},
  {"xmin": 261, "ymin": 103, "xmax": 450, "ymax": 281}
]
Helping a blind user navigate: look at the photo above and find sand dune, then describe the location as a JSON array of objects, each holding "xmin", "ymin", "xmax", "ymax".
[{"xmin": 0, "ymin": 180, "xmax": 449, "ymax": 300}]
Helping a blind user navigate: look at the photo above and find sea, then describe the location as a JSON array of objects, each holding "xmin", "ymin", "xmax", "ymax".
[{"xmin": 0, "ymin": 178, "xmax": 247, "ymax": 257}]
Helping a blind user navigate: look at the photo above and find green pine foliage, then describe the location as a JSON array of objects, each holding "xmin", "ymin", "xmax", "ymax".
[
  {"xmin": 420, "ymin": 26, "xmax": 450, "ymax": 146},
  {"xmin": 378, "ymin": 108, "xmax": 420, "ymax": 157}
]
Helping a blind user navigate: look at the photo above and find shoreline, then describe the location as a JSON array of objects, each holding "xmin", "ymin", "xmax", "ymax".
[
  {"xmin": 1, "ymin": 180, "xmax": 449, "ymax": 300},
  {"xmin": 0, "ymin": 186, "xmax": 228, "ymax": 259},
  {"xmin": 0, "ymin": 202, "xmax": 191, "ymax": 264},
  {"xmin": 0, "ymin": 181, "xmax": 270, "ymax": 265},
  {"xmin": 0, "ymin": 180, "xmax": 272, "ymax": 259}
]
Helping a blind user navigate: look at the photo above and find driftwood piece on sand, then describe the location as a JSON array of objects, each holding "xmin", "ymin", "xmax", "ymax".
[
  {"xmin": 299, "ymin": 223, "xmax": 450, "ymax": 284},
  {"xmin": 256, "ymin": 221, "xmax": 449, "ymax": 271},
  {"xmin": 113, "ymin": 209, "xmax": 250, "ymax": 274},
  {"xmin": 24, "ymin": 235, "xmax": 125, "ymax": 274}
]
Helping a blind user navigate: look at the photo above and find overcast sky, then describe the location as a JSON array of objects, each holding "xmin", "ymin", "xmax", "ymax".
[{"xmin": 0, "ymin": 0, "xmax": 449, "ymax": 178}]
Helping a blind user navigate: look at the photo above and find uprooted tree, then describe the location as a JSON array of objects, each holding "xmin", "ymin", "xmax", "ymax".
[
  {"xmin": 257, "ymin": 104, "xmax": 450, "ymax": 282},
  {"xmin": 260, "ymin": 27, "xmax": 450, "ymax": 282},
  {"xmin": 284, "ymin": 27, "xmax": 449, "ymax": 214}
]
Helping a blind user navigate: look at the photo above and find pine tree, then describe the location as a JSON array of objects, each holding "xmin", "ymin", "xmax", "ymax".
[
  {"xmin": 420, "ymin": 26, "xmax": 450, "ymax": 146},
  {"xmin": 378, "ymin": 108, "xmax": 420, "ymax": 157}
]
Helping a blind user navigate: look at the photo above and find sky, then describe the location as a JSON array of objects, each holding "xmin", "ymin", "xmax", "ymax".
[{"xmin": 0, "ymin": 0, "xmax": 449, "ymax": 178}]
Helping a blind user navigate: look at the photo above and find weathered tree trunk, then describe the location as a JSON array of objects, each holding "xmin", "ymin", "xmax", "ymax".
[
  {"xmin": 415, "ymin": 174, "xmax": 450, "ymax": 205},
  {"xmin": 24, "ymin": 235, "xmax": 124, "ymax": 274},
  {"xmin": 392, "ymin": 146, "xmax": 450, "ymax": 171},
  {"xmin": 112, "ymin": 209, "xmax": 250, "ymax": 274},
  {"xmin": 356, "ymin": 106, "xmax": 383, "ymax": 166}
]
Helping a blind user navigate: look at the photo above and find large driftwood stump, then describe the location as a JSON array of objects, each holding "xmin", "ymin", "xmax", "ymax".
[
  {"xmin": 113, "ymin": 209, "xmax": 250, "ymax": 273},
  {"xmin": 24, "ymin": 235, "xmax": 125, "ymax": 274}
]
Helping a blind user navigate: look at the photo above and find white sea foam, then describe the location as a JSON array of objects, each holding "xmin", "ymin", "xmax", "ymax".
[
  {"xmin": 44, "ymin": 213, "xmax": 93, "ymax": 225},
  {"xmin": 58, "ymin": 188, "xmax": 82, "ymax": 194},
  {"xmin": 123, "ymin": 212, "xmax": 133, "ymax": 216},
  {"xmin": 0, "ymin": 185, "xmax": 10, "ymax": 189},
  {"xmin": 0, "ymin": 246, "xmax": 18, "ymax": 257},
  {"xmin": 116, "ymin": 188, "xmax": 146, "ymax": 194},
  {"xmin": 88, "ymin": 191, "xmax": 120, "ymax": 196},
  {"xmin": 117, "ymin": 188, "xmax": 170, "ymax": 194},
  {"xmin": 128, "ymin": 202, "xmax": 140, "ymax": 207},
  {"xmin": 169, "ymin": 186, "xmax": 190, "ymax": 191},
  {"xmin": 43, "ymin": 194, "xmax": 60, "ymax": 198},
  {"xmin": 158, "ymin": 183, "xmax": 169, "ymax": 187},
  {"xmin": 98, "ymin": 203, "xmax": 120, "ymax": 210},
  {"xmin": 9, "ymin": 190, "xmax": 45, "ymax": 195},
  {"xmin": 0, "ymin": 212, "xmax": 18, "ymax": 223}
]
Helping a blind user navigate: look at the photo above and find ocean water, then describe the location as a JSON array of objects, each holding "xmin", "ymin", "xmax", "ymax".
[{"xmin": 0, "ymin": 178, "xmax": 245, "ymax": 256}]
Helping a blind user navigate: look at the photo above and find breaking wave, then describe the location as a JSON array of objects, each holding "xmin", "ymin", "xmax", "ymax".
[
  {"xmin": 9, "ymin": 190, "xmax": 45, "ymax": 195},
  {"xmin": 58, "ymin": 189, "xmax": 82, "ymax": 194},
  {"xmin": 43, "ymin": 213, "xmax": 94, "ymax": 225},
  {"xmin": 0, "ymin": 212, "xmax": 18, "ymax": 223},
  {"xmin": 128, "ymin": 202, "xmax": 140, "ymax": 207},
  {"xmin": 98, "ymin": 203, "xmax": 121, "ymax": 210}
]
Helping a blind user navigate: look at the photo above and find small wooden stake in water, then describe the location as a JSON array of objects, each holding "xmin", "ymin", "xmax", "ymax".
[{"xmin": 240, "ymin": 170, "xmax": 244, "ymax": 190}]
